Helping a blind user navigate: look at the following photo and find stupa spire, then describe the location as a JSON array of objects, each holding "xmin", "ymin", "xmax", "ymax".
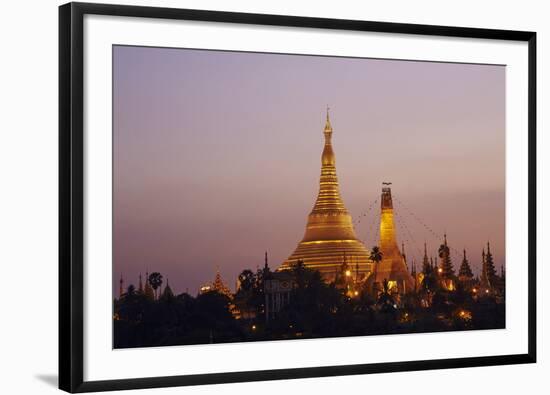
[
  {"xmin": 119, "ymin": 273, "xmax": 124, "ymax": 298},
  {"xmin": 212, "ymin": 268, "xmax": 232, "ymax": 298},
  {"xmin": 458, "ymin": 248, "xmax": 474, "ymax": 281},
  {"xmin": 144, "ymin": 270, "xmax": 154, "ymax": 300},
  {"xmin": 372, "ymin": 186, "xmax": 415, "ymax": 293},
  {"xmin": 422, "ymin": 242, "xmax": 431, "ymax": 274},
  {"xmin": 161, "ymin": 278, "xmax": 174, "ymax": 300},
  {"xmin": 324, "ymin": 105, "xmax": 332, "ymax": 134},
  {"xmin": 481, "ymin": 241, "xmax": 497, "ymax": 289},
  {"xmin": 312, "ymin": 108, "xmax": 346, "ymax": 214},
  {"xmin": 439, "ymin": 233, "xmax": 454, "ymax": 278},
  {"xmin": 279, "ymin": 110, "xmax": 371, "ymax": 281}
]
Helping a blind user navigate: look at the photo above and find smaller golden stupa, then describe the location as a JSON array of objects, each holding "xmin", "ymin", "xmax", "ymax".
[{"xmin": 369, "ymin": 187, "xmax": 415, "ymax": 293}]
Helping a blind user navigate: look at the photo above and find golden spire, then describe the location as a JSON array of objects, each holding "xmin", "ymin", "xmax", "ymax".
[
  {"xmin": 379, "ymin": 187, "xmax": 398, "ymax": 252},
  {"xmin": 279, "ymin": 110, "xmax": 371, "ymax": 280},
  {"xmin": 313, "ymin": 108, "xmax": 346, "ymax": 215},
  {"xmin": 373, "ymin": 186, "xmax": 415, "ymax": 293},
  {"xmin": 324, "ymin": 105, "xmax": 332, "ymax": 134}
]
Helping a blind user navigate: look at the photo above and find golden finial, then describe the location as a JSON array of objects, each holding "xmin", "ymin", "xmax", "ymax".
[{"xmin": 324, "ymin": 105, "xmax": 332, "ymax": 133}]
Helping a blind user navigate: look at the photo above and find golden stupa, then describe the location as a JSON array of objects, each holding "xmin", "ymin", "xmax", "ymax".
[
  {"xmin": 278, "ymin": 110, "xmax": 372, "ymax": 281},
  {"xmin": 370, "ymin": 187, "xmax": 415, "ymax": 293}
]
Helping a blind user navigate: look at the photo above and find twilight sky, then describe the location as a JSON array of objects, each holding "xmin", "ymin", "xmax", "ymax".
[{"xmin": 113, "ymin": 45, "xmax": 505, "ymax": 296}]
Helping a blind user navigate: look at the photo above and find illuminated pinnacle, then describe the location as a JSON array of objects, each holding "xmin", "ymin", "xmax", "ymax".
[
  {"xmin": 325, "ymin": 105, "xmax": 332, "ymax": 133},
  {"xmin": 371, "ymin": 186, "xmax": 415, "ymax": 293},
  {"xmin": 279, "ymin": 111, "xmax": 371, "ymax": 280}
]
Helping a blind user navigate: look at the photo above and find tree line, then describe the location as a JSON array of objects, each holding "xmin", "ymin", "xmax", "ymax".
[{"xmin": 114, "ymin": 247, "xmax": 504, "ymax": 348}]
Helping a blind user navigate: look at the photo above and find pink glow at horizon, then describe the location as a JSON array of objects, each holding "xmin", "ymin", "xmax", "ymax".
[{"xmin": 113, "ymin": 45, "xmax": 505, "ymax": 296}]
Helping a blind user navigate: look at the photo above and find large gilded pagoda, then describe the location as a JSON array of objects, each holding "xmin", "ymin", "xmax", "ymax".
[{"xmin": 278, "ymin": 110, "xmax": 372, "ymax": 281}]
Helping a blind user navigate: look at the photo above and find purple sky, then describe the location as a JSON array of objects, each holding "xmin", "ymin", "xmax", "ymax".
[{"xmin": 113, "ymin": 45, "xmax": 505, "ymax": 296}]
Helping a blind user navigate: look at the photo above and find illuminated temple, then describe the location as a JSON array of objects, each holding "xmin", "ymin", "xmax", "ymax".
[{"xmin": 278, "ymin": 111, "xmax": 372, "ymax": 280}]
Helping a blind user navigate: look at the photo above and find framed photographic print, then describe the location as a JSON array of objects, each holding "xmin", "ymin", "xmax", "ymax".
[{"xmin": 59, "ymin": 2, "xmax": 536, "ymax": 393}]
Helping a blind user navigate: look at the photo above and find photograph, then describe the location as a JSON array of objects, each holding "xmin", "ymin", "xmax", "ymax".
[
  {"xmin": 111, "ymin": 45, "xmax": 507, "ymax": 349},
  {"xmin": 112, "ymin": 45, "xmax": 506, "ymax": 349}
]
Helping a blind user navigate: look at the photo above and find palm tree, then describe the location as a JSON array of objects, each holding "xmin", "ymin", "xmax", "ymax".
[
  {"xmin": 148, "ymin": 272, "xmax": 163, "ymax": 300},
  {"xmin": 370, "ymin": 246, "xmax": 383, "ymax": 263},
  {"xmin": 369, "ymin": 246, "xmax": 383, "ymax": 295},
  {"xmin": 370, "ymin": 246, "xmax": 383, "ymax": 276},
  {"xmin": 126, "ymin": 284, "xmax": 135, "ymax": 297}
]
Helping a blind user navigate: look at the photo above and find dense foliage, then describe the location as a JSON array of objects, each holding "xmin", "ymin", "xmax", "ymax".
[{"xmin": 114, "ymin": 263, "xmax": 505, "ymax": 348}]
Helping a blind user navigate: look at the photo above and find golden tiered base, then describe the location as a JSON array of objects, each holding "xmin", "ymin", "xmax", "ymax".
[{"xmin": 279, "ymin": 239, "xmax": 372, "ymax": 281}]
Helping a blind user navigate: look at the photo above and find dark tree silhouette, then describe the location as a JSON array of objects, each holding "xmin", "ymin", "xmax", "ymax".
[
  {"xmin": 369, "ymin": 246, "xmax": 383, "ymax": 294},
  {"xmin": 291, "ymin": 260, "xmax": 307, "ymax": 289},
  {"xmin": 148, "ymin": 272, "xmax": 163, "ymax": 300},
  {"xmin": 370, "ymin": 246, "xmax": 383, "ymax": 265},
  {"xmin": 370, "ymin": 246, "xmax": 383, "ymax": 278},
  {"xmin": 113, "ymin": 251, "xmax": 505, "ymax": 348},
  {"xmin": 237, "ymin": 269, "xmax": 255, "ymax": 292},
  {"xmin": 126, "ymin": 284, "xmax": 135, "ymax": 297}
]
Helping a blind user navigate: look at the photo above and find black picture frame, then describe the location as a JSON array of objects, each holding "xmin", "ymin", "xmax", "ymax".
[{"xmin": 59, "ymin": 2, "xmax": 537, "ymax": 393}]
